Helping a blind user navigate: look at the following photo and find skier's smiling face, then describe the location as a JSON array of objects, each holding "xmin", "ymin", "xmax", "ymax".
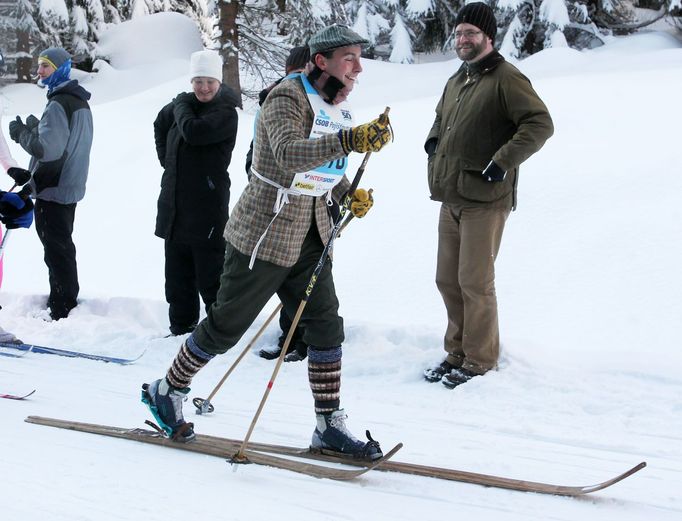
[
  {"xmin": 454, "ymin": 23, "xmax": 492, "ymax": 63},
  {"xmin": 318, "ymin": 45, "xmax": 363, "ymax": 94},
  {"xmin": 192, "ymin": 77, "xmax": 220, "ymax": 103}
]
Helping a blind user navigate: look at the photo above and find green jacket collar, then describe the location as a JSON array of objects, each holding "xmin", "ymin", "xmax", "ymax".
[{"xmin": 462, "ymin": 50, "xmax": 505, "ymax": 78}]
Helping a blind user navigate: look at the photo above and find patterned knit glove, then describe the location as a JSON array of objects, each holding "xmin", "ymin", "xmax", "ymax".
[
  {"xmin": 338, "ymin": 116, "xmax": 392, "ymax": 155},
  {"xmin": 350, "ymin": 188, "xmax": 374, "ymax": 218}
]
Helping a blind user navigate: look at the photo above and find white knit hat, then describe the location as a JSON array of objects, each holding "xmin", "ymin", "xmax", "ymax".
[{"xmin": 189, "ymin": 50, "xmax": 223, "ymax": 81}]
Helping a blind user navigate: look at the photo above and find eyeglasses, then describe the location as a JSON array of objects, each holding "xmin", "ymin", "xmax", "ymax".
[{"xmin": 455, "ymin": 30, "xmax": 483, "ymax": 40}]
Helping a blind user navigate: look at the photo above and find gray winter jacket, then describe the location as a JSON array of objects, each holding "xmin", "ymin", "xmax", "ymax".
[{"xmin": 19, "ymin": 79, "xmax": 93, "ymax": 204}]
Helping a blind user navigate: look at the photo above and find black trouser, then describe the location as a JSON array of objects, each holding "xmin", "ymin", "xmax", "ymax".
[
  {"xmin": 278, "ymin": 307, "xmax": 307, "ymax": 354},
  {"xmin": 194, "ymin": 227, "xmax": 344, "ymax": 355},
  {"xmin": 164, "ymin": 239, "xmax": 225, "ymax": 335},
  {"xmin": 34, "ymin": 199, "xmax": 78, "ymax": 319}
]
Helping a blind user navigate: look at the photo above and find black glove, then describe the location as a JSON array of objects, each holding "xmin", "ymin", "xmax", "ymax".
[
  {"xmin": 424, "ymin": 138, "xmax": 438, "ymax": 157},
  {"xmin": 173, "ymin": 92, "xmax": 195, "ymax": 105},
  {"xmin": 0, "ymin": 191, "xmax": 34, "ymax": 229},
  {"xmin": 482, "ymin": 160, "xmax": 506, "ymax": 182},
  {"xmin": 7, "ymin": 167, "xmax": 32, "ymax": 186},
  {"xmin": 25, "ymin": 114, "xmax": 40, "ymax": 130},
  {"xmin": 9, "ymin": 116, "xmax": 27, "ymax": 143}
]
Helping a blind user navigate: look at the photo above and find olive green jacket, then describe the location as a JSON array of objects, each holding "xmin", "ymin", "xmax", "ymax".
[{"xmin": 425, "ymin": 51, "xmax": 554, "ymax": 210}]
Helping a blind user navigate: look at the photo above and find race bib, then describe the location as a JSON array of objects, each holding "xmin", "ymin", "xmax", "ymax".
[{"xmin": 289, "ymin": 74, "xmax": 354, "ymax": 197}]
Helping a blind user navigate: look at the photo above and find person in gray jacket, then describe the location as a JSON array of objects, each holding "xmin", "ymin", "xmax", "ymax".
[{"xmin": 8, "ymin": 47, "xmax": 93, "ymax": 320}]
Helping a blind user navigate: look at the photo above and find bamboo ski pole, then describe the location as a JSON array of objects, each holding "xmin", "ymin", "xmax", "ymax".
[
  {"xmin": 233, "ymin": 107, "xmax": 391, "ymax": 462},
  {"xmin": 192, "ymin": 303, "xmax": 283, "ymax": 415},
  {"xmin": 193, "ymin": 182, "xmax": 373, "ymax": 415}
]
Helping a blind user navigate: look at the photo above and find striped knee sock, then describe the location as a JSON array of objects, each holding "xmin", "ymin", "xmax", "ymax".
[
  {"xmin": 308, "ymin": 345, "xmax": 342, "ymax": 414},
  {"xmin": 166, "ymin": 334, "xmax": 214, "ymax": 389}
]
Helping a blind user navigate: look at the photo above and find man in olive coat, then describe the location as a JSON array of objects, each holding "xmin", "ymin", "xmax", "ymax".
[{"xmin": 423, "ymin": 3, "xmax": 554, "ymax": 388}]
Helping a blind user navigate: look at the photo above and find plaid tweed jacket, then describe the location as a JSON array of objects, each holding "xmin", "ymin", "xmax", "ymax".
[{"xmin": 224, "ymin": 75, "xmax": 351, "ymax": 267}]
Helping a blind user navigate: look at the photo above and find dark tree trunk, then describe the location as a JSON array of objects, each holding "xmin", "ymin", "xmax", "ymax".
[
  {"xmin": 219, "ymin": 0, "xmax": 242, "ymax": 107},
  {"xmin": 16, "ymin": 29, "xmax": 32, "ymax": 83}
]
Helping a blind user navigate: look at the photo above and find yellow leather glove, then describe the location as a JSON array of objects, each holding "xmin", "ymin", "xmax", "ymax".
[
  {"xmin": 350, "ymin": 188, "xmax": 374, "ymax": 218},
  {"xmin": 338, "ymin": 116, "xmax": 392, "ymax": 155}
]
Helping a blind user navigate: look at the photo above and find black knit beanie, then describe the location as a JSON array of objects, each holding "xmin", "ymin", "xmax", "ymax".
[
  {"xmin": 455, "ymin": 2, "xmax": 497, "ymax": 41},
  {"xmin": 285, "ymin": 46, "xmax": 311, "ymax": 74}
]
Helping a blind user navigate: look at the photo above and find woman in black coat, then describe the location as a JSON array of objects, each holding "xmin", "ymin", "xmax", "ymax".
[{"xmin": 154, "ymin": 50, "xmax": 239, "ymax": 335}]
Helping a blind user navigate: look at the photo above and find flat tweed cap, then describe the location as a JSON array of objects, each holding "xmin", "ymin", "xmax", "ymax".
[
  {"xmin": 455, "ymin": 2, "xmax": 497, "ymax": 41},
  {"xmin": 309, "ymin": 25, "xmax": 369, "ymax": 56}
]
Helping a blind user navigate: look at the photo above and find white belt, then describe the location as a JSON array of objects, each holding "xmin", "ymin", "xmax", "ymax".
[{"xmin": 248, "ymin": 168, "xmax": 334, "ymax": 270}]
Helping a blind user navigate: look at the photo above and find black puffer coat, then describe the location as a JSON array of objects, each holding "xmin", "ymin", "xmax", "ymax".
[{"xmin": 154, "ymin": 85, "xmax": 239, "ymax": 244}]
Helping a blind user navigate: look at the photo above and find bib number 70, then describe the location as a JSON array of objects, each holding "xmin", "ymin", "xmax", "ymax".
[{"xmin": 326, "ymin": 158, "xmax": 346, "ymax": 170}]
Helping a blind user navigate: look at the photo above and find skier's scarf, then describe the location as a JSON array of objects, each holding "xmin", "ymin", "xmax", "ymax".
[
  {"xmin": 40, "ymin": 59, "xmax": 72, "ymax": 93},
  {"xmin": 305, "ymin": 64, "xmax": 350, "ymax": 105}
]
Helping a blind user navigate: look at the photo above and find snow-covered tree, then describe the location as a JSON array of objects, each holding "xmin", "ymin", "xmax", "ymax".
[
  {"xmin": 130, "ymin": 0, "xmax": 151, "ymax": 18},
  {"xmin": 670, "ymin": 0, "xmax": 682, "ymax": 33},
  {"xmin": 350, "ymin": 2, "xmax": 391, "ymax": 56},
  {"xmin": 13, "ymin": 0, "xmax": 40, "ymax": 82},
  {"xmin": 181, "ymin": 0, "xmax": 214, "ymax": 48},
  {"xmin": 279, "ymin": 0, "xmax": 328, "ymax": 46},
  {"xmin": 101, "ymin": 0, "xmax": 124, "ymax": 23},
  {"xmin": 70, "ymin": 3, "xmax": 91, "ymax": 57},
  {"xmin": 87, "ymin": 0, "xmax": 107, "ymax": 38},
  {"xmin": 537, "ymin": 0, "xmax": 569, "ymax": 47},
  {"xmin": 6, "ymin": 0, "xmax": 670, "ymax": 91},
  {"xmin": 37, "ymin": 0, "xmax": 71, "ymax": 47},
  {"xmin": 403, "ymin": 0, "xmax": 459, "ymax": 52},
  {"xmin": 389, "ymin": 11, "xmax": 413, "ymax": 63},
  {"xmin": 498, "ymin": 0, "xmax": 534, "ymax": 58}
]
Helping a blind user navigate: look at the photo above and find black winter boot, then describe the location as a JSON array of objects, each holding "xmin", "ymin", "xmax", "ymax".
[
  {"xmin": 311, "ymin": 409, "xmax": 382, "ymax": 461},
  {"xmin": 141, "ymin": 379, "xmax": 195, "ymax": 442},
  {"xmin": 423, "ymin": 360, "xmax": 457, "ymax": 382},
  {"xmin": 441, "ymin": 367, "xmax": 479, "ymax": 389}
]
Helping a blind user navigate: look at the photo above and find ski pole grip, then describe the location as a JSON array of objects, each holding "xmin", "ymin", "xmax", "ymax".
[
  {"xmin": 18, "ymin": 184, "xmax": 32, "ymax": 200},
  {"xmin": 346, "ymin": 108, "xmax": 390, "ymax": 197}
]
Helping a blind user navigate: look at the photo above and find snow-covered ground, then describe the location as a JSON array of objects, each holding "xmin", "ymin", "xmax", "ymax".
[{"xmin": 1, "ymin": 12, "xmax": 681, "ymax": 521}]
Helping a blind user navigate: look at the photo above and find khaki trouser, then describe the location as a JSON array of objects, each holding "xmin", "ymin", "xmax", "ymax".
[{"xmin": 436, "ymin": 204, "xmax": 510, "ymax": 374}]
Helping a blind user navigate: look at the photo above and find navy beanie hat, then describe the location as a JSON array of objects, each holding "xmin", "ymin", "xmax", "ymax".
[
  {"xmin": 38, "ymin": 47, "xmax": 71, "ymax": 70},
  {"xmin": 455, "ymin": 2, "xmax": 497, "ymax": 41}
]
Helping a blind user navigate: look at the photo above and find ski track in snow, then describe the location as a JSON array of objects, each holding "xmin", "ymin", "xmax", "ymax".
[{"xmin": 1, "ymin": 299, "xmax": 680, "ymax": 520}]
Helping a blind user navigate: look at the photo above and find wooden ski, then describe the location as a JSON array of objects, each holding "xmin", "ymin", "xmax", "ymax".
[
  {"xmin": 24, "ymin": 415, "xmax": 645, "ymax": 495},
  {"xmin": 24, "ymin": 416, "xmax": 402, "ymax": 481}
]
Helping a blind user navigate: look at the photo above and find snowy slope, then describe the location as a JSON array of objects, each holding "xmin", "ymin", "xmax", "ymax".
[{"xmin": 1, "ymin": 13, "xmax": 681, "ymax": 521}]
